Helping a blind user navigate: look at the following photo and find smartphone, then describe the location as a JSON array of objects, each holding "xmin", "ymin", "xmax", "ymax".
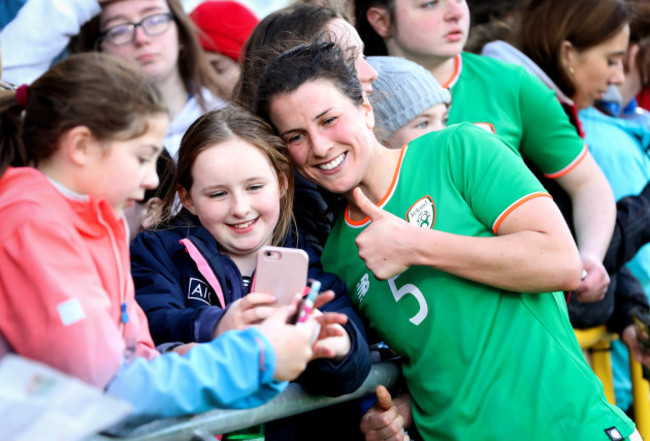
[
  {"xmin": 290, "ymin": 279, "xmax": 321, "ymax": 325},
  {"xmin": 254, "ymin": 246, "xmax": 309, "ymax": 305}
]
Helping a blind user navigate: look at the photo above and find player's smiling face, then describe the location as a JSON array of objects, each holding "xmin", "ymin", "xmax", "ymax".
[{"xmin": 269, "ymin": 79, "xmax": 376, "ymax": 196}]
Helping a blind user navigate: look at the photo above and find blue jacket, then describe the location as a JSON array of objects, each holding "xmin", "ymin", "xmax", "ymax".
[
  {"xmin": 131, "ymin": 211, "xmax": 371, "ymax": 397},
  {"xmin": 578, "ymin": 100, "xmax": 650, "ymax": 411},
  {"xmin": 581, "ymin": 105, "xmax": 650, "ymax": 295},
  {"xmin": 107, "ymin": 327, "xmax": 286, "ymax": 429}
]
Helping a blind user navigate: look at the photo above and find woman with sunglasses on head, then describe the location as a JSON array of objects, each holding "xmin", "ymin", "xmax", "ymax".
[{"xmin": 1, "ymin": 0, "xmax": 228, "ymax": 158}]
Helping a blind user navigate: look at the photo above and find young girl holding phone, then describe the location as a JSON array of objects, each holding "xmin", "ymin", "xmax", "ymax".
[
  {"xmin": 0, "ymin": 53, "xmax": 323, "ymax": 427},
  {"xmin": 130, "ymin": 106, "xmax": 371, "ymax": 398}
]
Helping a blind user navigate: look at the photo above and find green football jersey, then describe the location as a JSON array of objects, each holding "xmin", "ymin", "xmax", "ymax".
[
  {"xmin": 446, "ymin": 52, "xmax": 586, "ymax": 178},
  {"xmin": 322, "ymin": 124, "xmax": 633, "ymax": 440}
]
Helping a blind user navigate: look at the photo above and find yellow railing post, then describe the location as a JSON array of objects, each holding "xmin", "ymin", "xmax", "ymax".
[
  {"xmin": 630, "ymin": 356, "xmax": 650, "ymax": 439},
  {"xmin": 575, "ymin": 325, "xmax": 650, "ymax": 439},
  {"xmin": 575, "ymin": 326, "xmax": 617, "ymax": 404},
  {"xmin": 591, "ymin": 339, "xmax": 617, "ymax": 404}
]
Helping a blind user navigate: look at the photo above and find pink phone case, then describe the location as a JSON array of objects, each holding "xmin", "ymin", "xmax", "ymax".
[{"xmin": 254, "ymin": 246, "xmax": 309, "ymax": 305}]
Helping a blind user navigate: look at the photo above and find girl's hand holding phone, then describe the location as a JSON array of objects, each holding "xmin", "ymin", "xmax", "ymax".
[
  {"xmin": 213, "ymin": 293, "xmax": 278, "ymax": 338},
  {"xmin": 301, "ymin": 288, "xmax": 351, "ymax": 361},
  {"xmin": 213, "ymin": 283, "xmax": 340, "ymax": 338},
  {"xmin": 309, "ymin": 309, "xmax": 351, "ymax": 361},
  {"xmin": 256, "ymin": 302, "xmax": 320, "ymax": 382}
]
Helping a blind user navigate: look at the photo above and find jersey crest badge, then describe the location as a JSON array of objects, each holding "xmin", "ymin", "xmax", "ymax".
[
  {"xmin": 188, "ymin": 277, "xmax": 212, "ymax": 305},
  {"xmin": 406, "ymin": 196, "xmax": 436, "ymax": 229}
]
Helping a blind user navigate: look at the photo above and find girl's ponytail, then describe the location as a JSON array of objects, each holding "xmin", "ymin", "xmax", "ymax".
[
  {"xmin": 0, "ymin": 53, "xmax": 167, "ymax": 181},
  {"xmin": 0, "ymin": 86, "xmax": 28, "ymax": 179}
]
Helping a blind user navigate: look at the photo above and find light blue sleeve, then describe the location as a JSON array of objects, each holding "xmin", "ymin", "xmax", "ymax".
[
  {"xmin": 106, "ymin": 327, "xmax": 287, "ymax": 427},
  {"xmin": 1, "ymin": 0, "xmax": 100, "ymax": 84}
]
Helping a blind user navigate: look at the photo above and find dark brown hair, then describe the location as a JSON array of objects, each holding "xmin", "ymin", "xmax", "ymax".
[
  {"xmin": 628, "ymin": 0, "xmax": 650, "ymax": 86},
  {"xmin": 256, "ymin": 41, "xmax": 363, "ymax": 125},
  {"xmin": 354, "ymin": 0, "xmax": 394, "ymax": 56},
  {"xmin": 519, "ymin": 0, "xmax": 630, "ymax": 97},
  {"xmin": 159, "ymin": 106, "xmax": 295, "ymax": 247},
  {"xmin": 74, "ymin": 0, "xmax": 228, "ymax": 105},
  {"xmin": 0, "ymin": 53, "xmax": 167, "ymax": 179},
  {"xmin": 295, "ymin": 0, "xmax": 355, "ymax": 24},
  {"xmin": 234, "ymin": 3, "xmax": 342, "ymax": 111}
]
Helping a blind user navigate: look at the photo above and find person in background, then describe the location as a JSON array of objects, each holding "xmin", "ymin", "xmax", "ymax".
[
  {"xmin": 577, "ymin": 0, "xmax": 650, "ymax": 414},
  {"xmin": 355, "ymin": 0, "xmax": 616, "ymax": 305},
  {"xmin": 367, "ymin": 55, "xmax": 450, "ymax": 149},
  {"xmin": 293, "ymin": 0, "xmax": 355, "ymax": 24},
  {"xmin": 0, "ymin": 52, "xmax": 321, "ymax": 429},
  {"xmin": 189, "ymin": 0, "xmax": 259, "ymax": 98},
  {"xmin": 1, "ymin": 0, "xmax": 229, "ymax": 157},
  {"xmin": 463, "ymin": 0, "xmax": 522, "ymax": 54},
  {"xmin": 638, "ymin": 86, "xmax": 650, "ymax": 110}
]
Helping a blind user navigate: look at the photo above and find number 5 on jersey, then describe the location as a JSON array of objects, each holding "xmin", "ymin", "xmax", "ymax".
[{"xmin": 388, "ymin": 275, "xmax": 428, "ymax": 325}]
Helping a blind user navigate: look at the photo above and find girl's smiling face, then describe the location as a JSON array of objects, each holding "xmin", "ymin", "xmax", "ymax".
[{"xmin": 179, "ymin": 138, "xmax": 285, "ymax": 264}]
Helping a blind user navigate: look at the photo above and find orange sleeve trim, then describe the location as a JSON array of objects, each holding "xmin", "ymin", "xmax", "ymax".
[
  {"xmin": 441, "ymin": 54, "xmax": 461, "ymax": 89},
  {"xmin": 492, "ymin": 192, "xmax": 552, "ymax": 234},
  {"xmin": 543, "ymin": 144, "xmax": 588, "ymax": 179},
  {"xmin": 345, "ymin": 145, "xmax": 408, "ymax": 226},
  {"xmin": 473, "ymin": 122, "xmax": 496, "ymax": 134}
]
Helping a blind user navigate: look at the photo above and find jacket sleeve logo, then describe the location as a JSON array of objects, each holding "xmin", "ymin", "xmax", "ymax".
[{"xmin": 187, "ymin": 277, "xmax": 213, "ymax": 305}]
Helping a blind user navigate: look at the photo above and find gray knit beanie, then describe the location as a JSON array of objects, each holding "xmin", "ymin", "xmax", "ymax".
[{"xmin": 368, "ymin": 56, "xmax": 451, "ymax": 136}]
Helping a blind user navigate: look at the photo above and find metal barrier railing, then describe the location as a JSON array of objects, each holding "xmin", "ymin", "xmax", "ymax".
[
  {"xmin": 89, "ymin": 360, "xmax": 400, "ymax": 441},
  {"xmin": 86, "ymin": 328, "xmax": 650, "ymax": 440},
  {"xmin": 575, "ymin": 326, "xmax": 650, "ymax": 439}
]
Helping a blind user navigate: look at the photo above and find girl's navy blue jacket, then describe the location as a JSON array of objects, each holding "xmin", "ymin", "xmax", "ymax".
[{"xmin": 130, "ymin": 211, "xmax": 371, "ymax": 396}]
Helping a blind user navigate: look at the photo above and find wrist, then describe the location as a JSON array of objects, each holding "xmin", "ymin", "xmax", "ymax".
[{"xmin": 409, "ymin": 226, "xmax": 435, "ymax": 268}]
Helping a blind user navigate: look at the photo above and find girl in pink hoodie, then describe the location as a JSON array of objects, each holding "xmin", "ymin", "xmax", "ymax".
[{"xmin": 0, "ymin": 52, "xmax": 323, "ymax": 429}]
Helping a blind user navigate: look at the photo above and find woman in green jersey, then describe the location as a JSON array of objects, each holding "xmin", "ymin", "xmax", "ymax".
[
  {"xmin": 254, "ymin": 40, "xmax": 639, "ymax": 441},
  {"xmin": 354, "ymin": 0, "xmax": 621, "ymax": 305}
]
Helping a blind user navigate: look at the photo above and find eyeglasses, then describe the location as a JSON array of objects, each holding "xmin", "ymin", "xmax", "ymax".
[{"xmin": 98, "ymin": 12, "xmax": 174, "ymax": 46}]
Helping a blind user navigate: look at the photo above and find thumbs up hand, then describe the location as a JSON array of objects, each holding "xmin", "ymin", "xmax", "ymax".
[
  {"xmin": 352, "ymin": 187, "xmax": 417, "ymax": 280},
  {"xmin": 359, "ymin": 385, "xmax": 410, "ymax": 441}
]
